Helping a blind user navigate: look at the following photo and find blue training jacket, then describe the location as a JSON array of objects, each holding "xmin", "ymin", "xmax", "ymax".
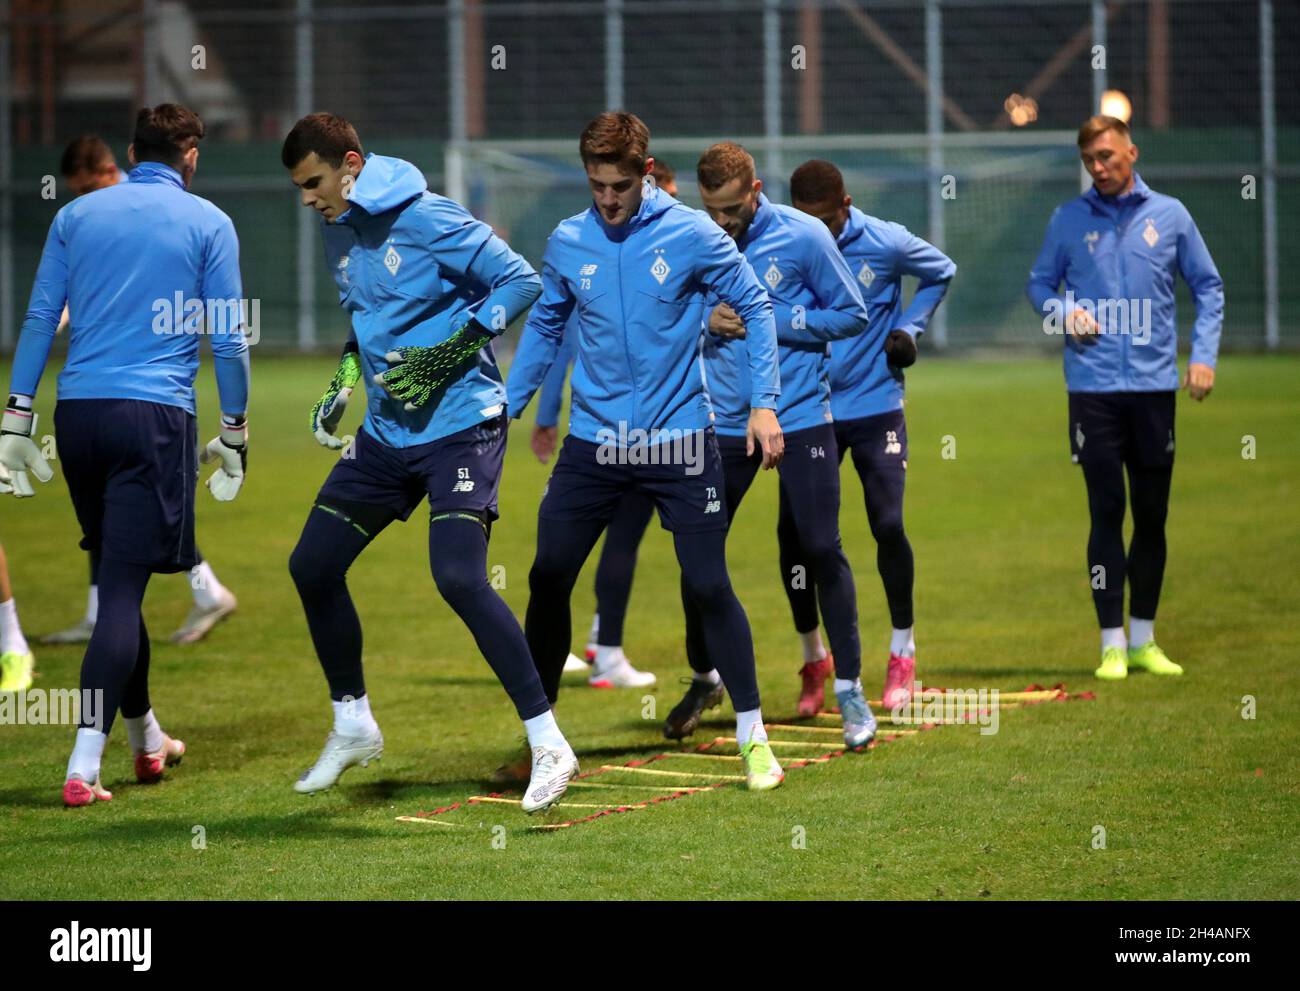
[
  {"xmin": 828, "ymin": 206, "xmax": 956, "ymax": 421},
  {"xmin": 534, "ymin": 318, "xmax": 579, "ymax": 429},
  {"xmin": 10, "ymin": 161, "xmax": 250, "ymax": 416},
  {"xmin": 324, "ymin": 154, "xmax": 542, "ymax": 447},
  {"xmin": 507, "ymin": 180, "xmax": 779, "ymax": 444},
  {"xmin": 703, "ymin": 192, "xmax": 870, "ymax": 436},
  {"xmin": 1026, "ymin": 173, "xmax": 1224, "ymax": 393}
]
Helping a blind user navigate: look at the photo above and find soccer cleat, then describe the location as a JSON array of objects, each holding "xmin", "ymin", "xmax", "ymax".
[
  {"xmin": 520, "ymin": 743, "xmax": 579, "ymax": 813},
  {"xmin": 294, "ymin": 728, "xmax": 384, "ymax": 794},
  {"xmin": 739, "ymin": 732, "xmax": 784, "ymax": 791},
  {"xmin": 0, "ymin": 650, "xmax": 34, "ymax": 692},
  {"xmin": 588, "ymin": 656, "xmax": 657, "ymax": 689},
  {"xmin": 882, "ymin": 653, "xmax": 916, "ymax": 710},
  {"xmin": 170, "ymin": 588, "xmax": 238, "ymax": 645},
  {"xmin": 134, "ymin": 734, "xmax": 186, "ymax": 784},
  {"xmin": 63, "ymin": 775, "xmax": 112, "ymax": 808},
  {"xmin": 1128, "ymin": 641, "xmax": 1183, "ymax": 676},
  {"xmin": 797, "ymin": 655, "xmax": 833, "ymax": 717},
  {"xmin": 562, "ymin": 652, "xmax": 590, "ymax": 674},
  {"xmin": 1095, "ymin": 646, "xmax": 1128, "ymax": 680},
  {"xmin": 835, "ymin": 683, "xmax": 877, "ymax": 751},
  {"xmin": 41, "ymin": 618, "xmax": 95, "ymax": 645},
  {"xmin": 663, "ymin": 677, "xmax": 726, "ymax": 740}
]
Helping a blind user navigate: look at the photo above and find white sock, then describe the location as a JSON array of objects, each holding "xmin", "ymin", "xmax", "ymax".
[
  {"xmin": 124, "ymin": 709, "xmax": 164, "ymax": 755},
  {"xmin": 833, "ymin": 677, "xmax": 861, "ymax": 695},
  {"xmin": 66, "ymin": 728, "xmax": 108, "ymax": 782},
  {"xmin": 332, "ymin": 694, "xmax": 379, "ymax": 737},
  {"xmin": 890, "ymin": 627, "xmax": 915, "ymax": 657},
  {"xmin": 693, "ymin": 669, "xmax": 721, "ymax": 686},
  {"xmin": 1129, "ymin": 617, "xmax": 1154, "ymax": 649},
  {"xmin": 523, "ymin": 708, "xmax": 567, "ymax": 750},
  {"xmin": 85, "ymin": 585, "xmax": 99, "ymax": 625},
  {"xmin": 735, "ymin": 708, "xmax": 767, "ymax": 747},
  {"xmin": 0, "ymin": 597, "xmax": 29, "ymax": 656},
  {"xmin": 1101, "ymin": 627, "xmax": 1127, "ymax": 652},
  {"xmin": 592, "ymin": 645, "xmax": 625, "ymax": 673},
  {"xmin": 190, "ymin": 560, "xmax": 227, "ymax": 610},
  {"xmin": 799, "ymin": 629, "xmax": 828, "ymax": 664}
]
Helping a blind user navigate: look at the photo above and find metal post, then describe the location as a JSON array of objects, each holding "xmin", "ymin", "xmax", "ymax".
[
  {"xmin": 605, "ymin": 0, "xmax": 623, "ymax": 111},
  {"xmin": 1260, "ymin": 0, "xmax": 1278, "ymax": 350},
  {"xmin": 295, "ymin": 0, "xmax": 315, "ymax": 350},
  {"xmin": 762, "ymin": 0, "xmax": 782, "ymax": 196},
  {"xmin": 1083, "ymin": 0, "xmax": 1107, "ymax": 192},
  {"xmin": 925, "ymin": 0, "xmax": 946, "ymax": 349},
  {"xmin": 142, "ymin": 0, "xmax": 161, "ymax": 103},
  {"xmin": 445, "ymin": 0, "xmax": 467, "ymax": 205},
  {"xmin": 0, "ymin": 0, "xmax": 11, "ymax": 351}
]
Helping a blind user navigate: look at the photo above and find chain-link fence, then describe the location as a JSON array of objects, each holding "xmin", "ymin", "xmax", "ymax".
[{"xmin": 1, "ymin": 0, "xmax": 1295, "ymax": 352}]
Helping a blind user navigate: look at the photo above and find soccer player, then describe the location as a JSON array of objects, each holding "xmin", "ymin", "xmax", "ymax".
[
  {"xmin": 0, "ymin": 537, "xmax": 35, "ymax": 692},
  {"xmin": 666, "ymin": 143, "xmax": 875, "ymax": 750},
  {"xmin": 534, "ymin": 159, "xmax": 680, "ymax": 688},
  {"xmin": 783, "ymin": 159, "xmax": 956, "ymax": 713},
  {"xmin": 1, "ymin": 104, "xmax": 251, "ymax": 806},
  {"xmin": 1027, "ymin": 115, "xmax": 1223, "ymax": 679},
  {"xmin": 43, "ymin": 135, "xmax": 239, "ymax": 648},
  {"xmin": 508, "ymin": 112, "xmax": 787, "ymax": 790},
  {"xmin": 282, "ymin": 113, "xmax": 577, "ymax": 813}
]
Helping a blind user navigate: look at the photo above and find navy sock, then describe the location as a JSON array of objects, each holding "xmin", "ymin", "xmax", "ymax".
[
  {"xmin": 526, "ymin": 517, "xmax": 606, "ymax": 704},
  {"xmin": 79, "ymin": 557, "xmax": 152, "ymax": 733}
]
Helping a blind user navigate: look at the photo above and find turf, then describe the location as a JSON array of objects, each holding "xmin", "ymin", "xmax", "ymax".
[{"xmin": 1, "ymin": 353, "xmax": 1297, "ymax": 900}]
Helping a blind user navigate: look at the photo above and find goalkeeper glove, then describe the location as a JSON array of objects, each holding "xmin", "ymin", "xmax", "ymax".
[
  {"xmin": 0, "ymin": 396, "xmax": 54, "ymax": 498},
  {"xmin": 373, "ymin": 321, "xmax": 492, "ymax": 411},
  {"xmin": 311, "ymin": 342, "xmax": 362, "ymax": 448},
  {"xmin": 201, "ymin": 414, "xmax": 247, "ymax": 502},
  {"xmin": 884, "ymin": 329, "xmax": 917, "ymax": 368}
]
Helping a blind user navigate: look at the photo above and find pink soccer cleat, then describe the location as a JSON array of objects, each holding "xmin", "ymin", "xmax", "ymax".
[
  {"xmin": 797, "ymin": 655, "xmax": 834, "ymax": 717},
  {"xmin": 882, "ymin": 653, "xmax": 916, "ymax": 710},
  {"xmin": 63, "ymin": 775, "xmax": 113, "ymax": 808},
  {"xmin": 134, "ymin": 734, "xmax": 186, "ymax": 784}
]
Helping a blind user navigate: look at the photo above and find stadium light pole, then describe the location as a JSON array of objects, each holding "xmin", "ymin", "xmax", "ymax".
[
  {"xmin": 925, "ymin": 0, "xmax": 947, "ymax": 349},
  {"xmin": 142, "ymin": 0, "xmax": 161, "ymax": 104},
  {"xmin": 1260, "ymin": 0, "xmax": 1278, "ymax": 351},
  {"xmin": 445, "ymin": 0, "xmax": 468, "ymax": 207},
  {"xmin": 1084, "ymin": 0, "xmax": 1107, "ymax": 193},
  {"xmin": 295, "ymin": 0, "xmax": 316, "ymax": 351},
  {"xmin": 0, "ymin": 0, "xmax": 12, "ymax": 352},
  {"xmin": 762, "ymin": 0, "xmax": 783, "ymax": 199},
  {"xmin": 605, "ymin": 0, "xmax": 624, "ymax": 111}
]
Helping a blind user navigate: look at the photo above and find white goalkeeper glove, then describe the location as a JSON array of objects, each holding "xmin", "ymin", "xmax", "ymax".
[
  {"xmin": 0, "ymin": 398, "xmax": 54, "ymax": 498},
  {"xmin": 201, "ymin": 414, "xmax": 247, "ymax": 502}
]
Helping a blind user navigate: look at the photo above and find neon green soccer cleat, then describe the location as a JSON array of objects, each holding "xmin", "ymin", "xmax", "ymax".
[
  {"xmin": 0, "ymin": 651, "xmax": 34, "ymax": 692},
  {"xmin": 1129, "ymin": 641, "xmax": 1184, "ymax": 676},
  {"xmin": 739, "ymin": 735, "xmax": 785, "ymax": 792},
  {"xmin": 1094, "ymin": 646, "xmax": 1128, "ymax": 681}
]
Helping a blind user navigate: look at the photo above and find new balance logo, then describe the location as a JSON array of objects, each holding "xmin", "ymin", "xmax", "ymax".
[
  {"xmin": 884, "ymin": 430, "xmax": 902, "ymax": 456},
  {"xmin": 579, "ymin": 263, "xmax": 598, "ymax": 276},
  {"xmin": 704, "ymin": 499, "xmax": 721, "ymax": 514},
  {"xmin": 451, "ymin": 480, "xmax": 475, "ymax": 493}
]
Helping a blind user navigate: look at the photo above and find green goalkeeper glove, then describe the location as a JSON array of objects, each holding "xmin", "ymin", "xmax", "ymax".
[
  {"xmin": 310, "ymin": 344, "xmax": 362, "ymax": 448},
  {"xmin": 372, "ymin": 322, "xmax": 491, "ymax": 412}
]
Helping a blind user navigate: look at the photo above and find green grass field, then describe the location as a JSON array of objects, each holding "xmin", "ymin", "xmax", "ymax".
[{"xmin": 2, "ymin": 353, "xmax": 1297, "ymax": 900}]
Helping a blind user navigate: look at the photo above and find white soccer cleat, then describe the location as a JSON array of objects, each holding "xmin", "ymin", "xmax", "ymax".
[
  {"xmin": 562, "ymin": 652, "xmax": 590, "ymax": 674},
  {"xmin": 520, "ymin": 743, "xmax": 579, "ymax": 813},
  {"xmin": 170, "ymin": 588, "xmax": 237, "ymax": 645},
  {"xmin": 588, "ymin": 656, "xmax": 657, "ymax": 689},
  {"xmin": 41, "ymin": 618, "xmax": 96, "ymax": 645},
  {"xmin": 294, "ymin": 728, "xmax": 384, "ymax": 794}
]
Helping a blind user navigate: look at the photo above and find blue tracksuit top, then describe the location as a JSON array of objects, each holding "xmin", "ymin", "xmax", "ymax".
[
  {"xmin": 507, "ymin": 180, "xmax": 779, "ymax": 444},
  {"xmin": 534, "ymin": 318, "xmax": 579, "ymax": 429},
  {"xmin": 10, "ymin": 161, "xmax": 250, "ymax": 416},
  {"xmin": 828, "ymin": 206, "xmax": 956, "ymax": 421},
  {"xmin": 1026, "ymin": 173, "xmax": 1224, "ymax": 393},
  {"xmin": 323, "ymin": 154, "xmax": 542, "ymax": 447},
  {"xmin": 703, "ymin": 193, "xmax": 870, "ymax": 436}
]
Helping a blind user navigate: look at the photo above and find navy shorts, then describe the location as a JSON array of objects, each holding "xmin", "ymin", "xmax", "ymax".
[
  {"xmin": 314, "ymin": 415, "xmax": 508, "ymax": 536},
  {"xmin": 834, "ymin": 409, "xmax": 908, "ymax": 474},
  {"xmin": 1068, "ymin": 391, "xmax": 1176, "ymax": 468},
  {"xmin": 54, "ymin": 398, "xmax": 199, "ymax": 574},
  {"xmin": 539, "ymin": 429, "xmax": 729, "ymax": 533},
  {"xmin": 718, "ymin": 423, "xmax": 843, "ymax": 526}
]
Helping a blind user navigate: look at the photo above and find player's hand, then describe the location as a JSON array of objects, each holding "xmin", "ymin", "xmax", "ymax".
[
  {"xmin": 708, "ymin": 303, "xmax": 746, "ymax": 340},
  {"xmin": 201, "ymin": 415, "xmax": 247, "ymax": 502},
  {"xmin": 746, "ymin": 407, "xmax": 784, "ymax": 469},
  {"xmin": 373, "ymin": 323, "xmax": 491, "ymax": 411},
  {"xmin": 311, "ymin": 349, "xmax": 361, "ymax": 448},
  {"xmin": 0, "ymin": 403, "xmax": 53, "ymax": 499},
  {"xmin": 1065, "ymin": 306, "xmax": 1100, "ymax": 346},
  {"xmin": 530, "ymin": 425, "xmax": 558, "ymax": 464},
  {"xmin": 884, "ymin": 329, "xmax": 917, "ymax": 368},
  {"xmin": 1182, "ymin": 362, "xmax": 1215, "ymax": 401}
]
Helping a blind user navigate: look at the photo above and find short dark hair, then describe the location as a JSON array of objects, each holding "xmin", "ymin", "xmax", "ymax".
[
  {"xmin": 132, "ymin": 104, "xmax": 205, "ymax": 167},
  {"xmin": 696, "ymin": 142, "xmax": 755, "ymax": 192},
  {"xmin": 789, "ymin": 159, "xmax": 846, "ymax": 205},
  {"xmin": 1078, "ymin": 114, "xmax": 1131, "ymax": 148},
  {"xmin": 281, "ymin": 113, "xmax": 365, "ymax": 170},
  {"xmin": 60, "ymin": 135, "xmax": 115, "ymax": 178},
  {"xmin": 650, "ymin": 158, "xmax": 675, "ymax": 187},
  {"xmin": 579, "ymin": 112, "xmax": 650, "ymax": 175}
]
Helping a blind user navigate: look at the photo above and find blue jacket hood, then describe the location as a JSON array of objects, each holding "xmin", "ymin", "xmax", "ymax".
[{"xmin": 339, "ymin": 154, "xmax": 428, "ymax": 219}]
